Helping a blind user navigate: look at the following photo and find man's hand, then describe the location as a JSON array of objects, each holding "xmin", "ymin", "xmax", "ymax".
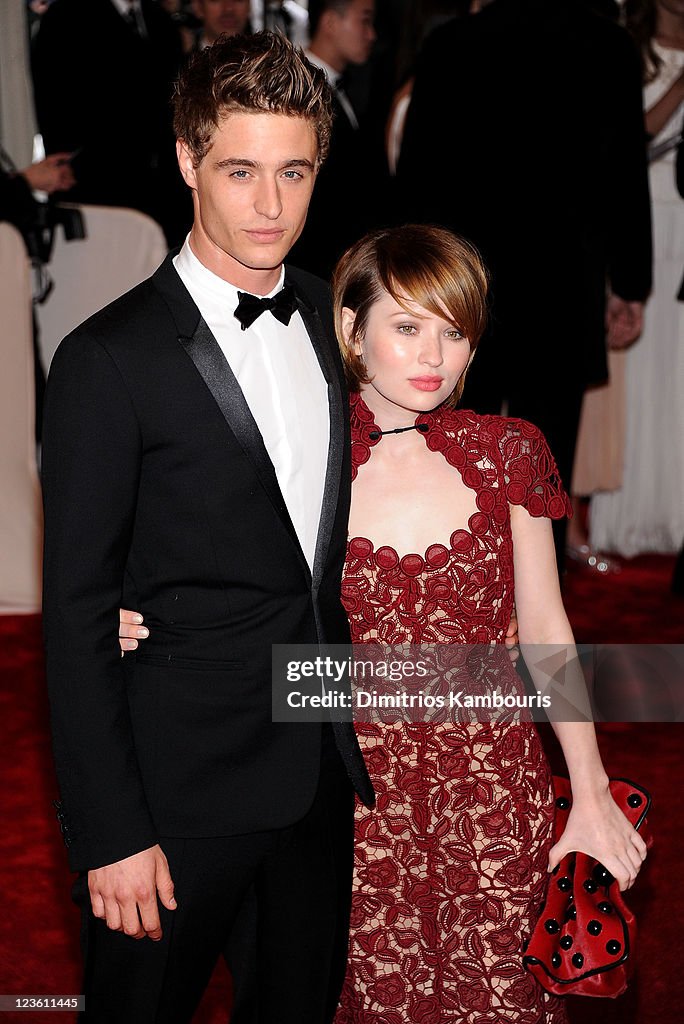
[
  {"xmin": 605, "ymin": 295, "xmax": 644, "ymax": 350},
  {"xmin": 119, "ymin": 608, "xmax": 148, "ymax": 653},
  {"xmin": 88, "ymin": 844, "xmax": 176, "ymax": 940}
]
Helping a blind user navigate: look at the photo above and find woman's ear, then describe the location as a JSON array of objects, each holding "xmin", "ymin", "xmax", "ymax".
[{"xmin": 341, "ymin": 307, "xmax": 360, "ymax": 355}]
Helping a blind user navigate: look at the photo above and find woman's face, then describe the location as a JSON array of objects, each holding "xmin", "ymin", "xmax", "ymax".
[{"xmin": 344, "ymin": 288, "xmax": 471, "ymax": 419}]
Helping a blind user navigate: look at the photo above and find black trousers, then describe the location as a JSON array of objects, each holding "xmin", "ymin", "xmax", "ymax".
[{"xmin": 74, "ymin": 726, "xmax": 354, "ymax": 1023}]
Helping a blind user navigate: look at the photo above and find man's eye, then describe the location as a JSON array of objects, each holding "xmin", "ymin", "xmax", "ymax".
[
  {"xmin": 282, "ymin": 170, "xmax": 304, "ymax": 180},
  {"xmin": 230, "ymin": 169, "xmax": 250, "ymax": 179}
]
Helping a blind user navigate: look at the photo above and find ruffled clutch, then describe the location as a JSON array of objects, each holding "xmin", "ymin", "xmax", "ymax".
[{"xmin": 523, "ymin": 776, "xmax": 652, "ymax": 998}]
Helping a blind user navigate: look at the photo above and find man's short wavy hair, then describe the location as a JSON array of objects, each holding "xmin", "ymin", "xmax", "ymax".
[{"xmin": 173, "ymin": 31, "xmax": 333, "ymax": 167}]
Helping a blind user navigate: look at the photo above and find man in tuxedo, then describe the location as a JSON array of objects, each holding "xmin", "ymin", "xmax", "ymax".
[
  {"xmin": 397, "ymin": 0, "xmax": 652, "ymax": 566},
  {"xmin": 289, "ymin": 0, "xmax": 388, "ymax": 278},
  {"xmin": 31, "ymin": 0, "xmax": 189, "ymax": 244},
  {"xmin": 41, "ymin": 31, "xmax": 373, "ymax": 1023}
]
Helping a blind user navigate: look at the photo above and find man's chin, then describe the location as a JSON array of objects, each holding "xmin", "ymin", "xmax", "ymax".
[{"xmin": 237, "ymin": 246, "xmax": 292, "ymax": 272}]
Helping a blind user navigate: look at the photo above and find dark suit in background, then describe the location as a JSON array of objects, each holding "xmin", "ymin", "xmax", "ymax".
[
  {"xmin": 397, "ymin": 0, "xmax": 652, "ymax": 560},
  {"xmin": 290, "ymin": 86, "xmax": 389, "ymax": 280},
  {"xmin": 31, "ymin": 0, "xmax": 190, "ymax": 245},
  {"xmin": 41, "ymin": 254, "xmax": 373, "ymax": 1021}
]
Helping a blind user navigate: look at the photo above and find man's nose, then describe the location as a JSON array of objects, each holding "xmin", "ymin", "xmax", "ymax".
[{"xmin": 254, "ymin": 178, "xmax": 283, "ymax": 220}]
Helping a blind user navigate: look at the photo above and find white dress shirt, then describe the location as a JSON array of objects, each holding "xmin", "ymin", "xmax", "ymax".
[
  {"xmin": 174, "ymin": 239, "xmax": 330, "ymax": 572},
  {"xmin": 110, "ymin": 0, "xmax": 147, "ymax": 36}
]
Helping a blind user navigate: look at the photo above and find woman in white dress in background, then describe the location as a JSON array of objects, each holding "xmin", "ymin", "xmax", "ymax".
[{"xmin": 590, "ymin": 0, "xmax": 684, "ymax": 556}]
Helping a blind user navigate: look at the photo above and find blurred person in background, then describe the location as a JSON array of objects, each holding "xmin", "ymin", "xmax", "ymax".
[
  {"xmin": 386, "ymin": 0, "xmax": 473, "ymax": 175},
  {"xmin": 289, "ymin": 0, "xmax": 389, "ymax": 279},
  {"xmin": 397, "ymin": 0, "xmax": 652, "ymax": 571},
  {"xmin": 590, "ymin": 0, "xmax": 684, "ymax": 558},
  {"xmin": 191, "ymin": 0, "xmax": 251, "ymax": 49},
  {"xmin": 0, "ymin": 147, "xmax": 76, "ymax": 441},
  {"xmin": 31, "ymin": 0, "xmax": 190, "ymax": 245}
]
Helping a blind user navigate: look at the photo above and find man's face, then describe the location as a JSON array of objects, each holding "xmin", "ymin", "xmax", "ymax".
[
  {"xmin": 177, "ymin": 111, "xmax": 319, "ymax": 284},
  {"xmin": 330, "ymin": 0, "xmax": 376, "ymax": 66},
  {"xmin": 194, "ymin": 0, "xmax": 250, "ymax": 43}
]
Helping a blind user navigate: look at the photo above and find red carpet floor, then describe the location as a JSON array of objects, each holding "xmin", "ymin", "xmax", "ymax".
[{"xmin": 0, "ymin": 555, "xmax": 681, "ymax": 1022}]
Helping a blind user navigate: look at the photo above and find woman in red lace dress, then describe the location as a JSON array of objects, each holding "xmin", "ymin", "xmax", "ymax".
[{"xmin": 331, "ymin": 225, "xmax": 647, "ymax": 1024}]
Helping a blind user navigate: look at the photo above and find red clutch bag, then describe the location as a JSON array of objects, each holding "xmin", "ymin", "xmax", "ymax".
[{"xmin": 523, "ymin": 776, "xmax": 652, "ymax": 998}]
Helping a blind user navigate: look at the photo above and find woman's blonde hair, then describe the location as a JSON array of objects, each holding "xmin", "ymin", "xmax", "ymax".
[{"xmin": 333, "ymin": 224, "xmax": 489, "ymax": 407}]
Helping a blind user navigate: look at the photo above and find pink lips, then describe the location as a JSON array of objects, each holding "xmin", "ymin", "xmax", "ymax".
[{"xmin": 409, "ymin": 377, "xmax": 444, "ymax": 392}]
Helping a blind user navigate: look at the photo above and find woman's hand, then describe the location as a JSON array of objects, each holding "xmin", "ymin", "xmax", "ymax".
[
  {"xmin": 119, "ymin": 609, "xmax": 148, "ymax": 654},
  {"xmin": 547, "ymin": 784, "xmax": 648, "ymax": 891}
]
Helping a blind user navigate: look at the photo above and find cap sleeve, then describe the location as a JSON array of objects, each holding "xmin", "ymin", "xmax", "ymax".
[{"xmin": 498, "ymin": 418, "xmax": 572, "ymax": 520}]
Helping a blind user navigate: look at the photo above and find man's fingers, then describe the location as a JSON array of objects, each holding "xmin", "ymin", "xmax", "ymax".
[
  {"xmin": 103, "ymin": 897, "xmax": 123, "ymax": 932},
  {"xmin": 119, "ymin": 899, "xmax": 147, "ymax": 940},
  {"xmin": 155, "ymin": 855, "xmax": 177, "ymax": 912},
  {"xmin": 90, "ymin": 890, "xmax": 106, "ymax": 919},
  {"xmin": 138, "ymin": 894, "xmax": 163, "ymax": 941}
]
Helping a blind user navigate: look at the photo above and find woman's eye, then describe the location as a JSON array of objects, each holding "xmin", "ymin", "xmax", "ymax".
[
  {"xmin": 398, "ymin": 324, "xmax": 417, "ymax": 334},
  {"xmin": 446, "ymin": 329, "xmax": 464, "ymax": 340}
]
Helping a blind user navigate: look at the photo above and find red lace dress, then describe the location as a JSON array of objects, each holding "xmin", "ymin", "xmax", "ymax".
[{"xmin": 335, "ymin": 394, "xmax": 572, "ymax": 1024}]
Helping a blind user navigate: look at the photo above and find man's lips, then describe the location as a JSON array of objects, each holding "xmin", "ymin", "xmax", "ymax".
[
  {"xmin": 245, "ymin": 229, "xmax": 286, "ymax": 242},
  {"xmin": 409, "ymin": 376, "xmax": 444, "ymax": 392}
]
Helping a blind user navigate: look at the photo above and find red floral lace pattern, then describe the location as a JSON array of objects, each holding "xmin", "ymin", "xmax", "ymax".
[{"xmin": 335, "ymin": 396, "xmax": 570, "ymax": 1024}]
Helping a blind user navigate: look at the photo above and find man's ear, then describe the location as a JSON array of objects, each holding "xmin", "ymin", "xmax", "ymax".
[
  {"xmin": 341, "ymin": 307, "xmax": 360, "ymax": 355},
  {"xmin": 176, "ymin": 140, "xmax": 199, "ymax": 190},
  {"xmin": 319, "ymin": 8, "xmax": 339, "ymax": 37}
]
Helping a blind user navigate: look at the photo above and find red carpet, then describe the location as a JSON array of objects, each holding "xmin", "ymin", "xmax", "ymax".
[{"xmin": 0, "ymin": 555, "xmax": 681, "ymax": 1022}]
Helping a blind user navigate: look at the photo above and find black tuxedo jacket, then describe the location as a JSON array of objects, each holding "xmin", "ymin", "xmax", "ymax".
[
  {"xmin": 397, "ymin": 0, "xmax": 652, "ymax": 389},
  {"xmin": 42, "ymin": 254, "xmax": 373, "ymax": 872}
]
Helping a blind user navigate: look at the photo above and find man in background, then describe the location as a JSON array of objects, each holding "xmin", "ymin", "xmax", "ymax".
[
  {"xmin": 397, "ymin": 0, "xmax": 652, "ymax": 566},
  {"xmin": 31, "ymin": 0, "xmax": 189, "ymax": 244},
  {"xmin": 290, "ymin": 0, "xmax": 388, "ymax": 278},
  {"xmin": 191, "ymin": 0, "xmax": 250, "ymax": 48}
]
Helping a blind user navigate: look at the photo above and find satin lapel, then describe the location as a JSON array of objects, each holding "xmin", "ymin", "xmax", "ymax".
[
  {"xmin": 296, "ymin": 301, "xmax": 345, "ymax": 593},
  {"xmin": 178, "ymin": 319, "xmax": 310, "ymax": 579}
]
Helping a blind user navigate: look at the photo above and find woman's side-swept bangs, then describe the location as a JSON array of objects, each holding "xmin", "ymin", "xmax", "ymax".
[{"xmin": 334, "ymin": 225, "xmax": 489, "ymax": 404}]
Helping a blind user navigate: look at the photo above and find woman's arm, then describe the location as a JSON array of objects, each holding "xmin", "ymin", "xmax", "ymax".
[{"xmin": 510, "ymin": 505, "xmax": 648, "ymax": 889}]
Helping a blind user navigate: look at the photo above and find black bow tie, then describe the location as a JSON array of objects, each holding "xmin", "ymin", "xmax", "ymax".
[{"xmin": 234, "ymin": 285, "xmax": 298, "ymax": 331}]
